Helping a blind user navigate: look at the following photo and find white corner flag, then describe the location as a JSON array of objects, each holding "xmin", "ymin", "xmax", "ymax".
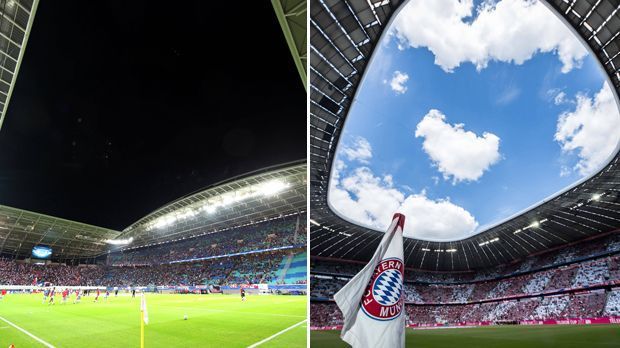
[
  {"xmin": 334, "ymin": 213, "xmax": 406, "ymax": 348},
  {"xmin": 141, "ymin": 293, "xmax": 149, "ymax": 325}
]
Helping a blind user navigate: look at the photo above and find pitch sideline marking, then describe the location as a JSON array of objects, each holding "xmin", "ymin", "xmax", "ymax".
[
  {"xmin": 0, "ymin": 316, "xmax": 56, "ymax": 348},
  {"xmin": 247, "ymin": 319, "xmax": 307, "ymax": 348}
]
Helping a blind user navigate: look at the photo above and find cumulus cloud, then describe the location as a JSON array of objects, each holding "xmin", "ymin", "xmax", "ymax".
[
  {"xmin": 392, "ymin": 0, "xmax": 587, "ymax": 73},
  {"xmin": 555, "ymin": 82, "xmax": 620, "ymax": 176},
  {"xmin": 329, "ymin": 165, "xmax": 478, "ymax": 239},
  {"xmin": 342, "ymin": 137, "xmax": 373, "ymax": 163},
  {"xmin": 415, "ymin": 109, "xmax": 501, "ymax": 183},
  {"xmin": 389, "ymin": 71, "xmax": 409, "ymax": 94}
]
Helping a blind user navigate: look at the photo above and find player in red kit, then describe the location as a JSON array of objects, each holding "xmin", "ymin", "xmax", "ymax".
[
  {"xmin": 74, "ymin": 289, "xmax": 81, "ymax": 304},
  {"xmin": 94, "ymin": 288, "xmax": 101, "ymax": 302}
]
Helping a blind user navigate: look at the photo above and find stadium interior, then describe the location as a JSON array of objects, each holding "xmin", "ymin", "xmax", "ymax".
[
  {"xmin": 1, "ymin": 162, "xmax": 308, "ymax": 291},
  {"xmin": 309, "ymin": 0, "xmax": 620, "ymax": 331}
]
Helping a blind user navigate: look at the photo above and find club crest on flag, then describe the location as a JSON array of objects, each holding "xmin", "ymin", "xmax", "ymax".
[{"xmin": 360, "ymin": 257, "xmax": 404, "ymax": 321}]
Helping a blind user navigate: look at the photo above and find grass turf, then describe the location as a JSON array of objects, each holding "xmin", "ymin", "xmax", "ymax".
[
  {"xmin": 311, "ymin": 325, "xmax": 620, "ymax": 348},
  {"xmin": 0, "ymin": 293, "xmax": 306, "ymax": 348}
]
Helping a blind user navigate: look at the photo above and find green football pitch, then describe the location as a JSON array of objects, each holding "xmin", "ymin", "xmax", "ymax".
[
  {"xmin": 0, "ymin": 293, "xmax": 307, "ymax": 348},
  {"xmin": 311, "ymin": 324, "xmax": 620, "ymax": 348}
]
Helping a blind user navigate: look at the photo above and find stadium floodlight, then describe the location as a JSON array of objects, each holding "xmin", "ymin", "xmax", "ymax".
[
  {"xmin": 446, "ymin": 249, "xmax": 457, "ymax": 252},
  {"xmin": 106, "ymin": 237, "xmax": 133, "ymax": 245},
  {"xmin": 258, "ymin": 179, "xmax": 290, "ymax": 196},
  {"xmin": 309, "ymin": 219, "xmax": 320, "ymax": 226},
  {"xmin": 203, "ymin": 205, "xmax": 217, "ymax": 214},
  {"xmin": 591, "ymin": 193, "xmax": 601, "ymax": 201},
  {"xmin": 478, "ymin": 237, "xmax": 499, "ymax": 247},
  {"xmin": 145, "ymin": 178, "xmax": 291, "ymax": 231},
  {"xmin": 421, "ymin": 248, "xmax": 431, "ymax": 251}
]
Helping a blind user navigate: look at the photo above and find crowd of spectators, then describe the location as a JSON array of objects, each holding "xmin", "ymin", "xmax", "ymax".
[
  {"xmin": 604, "ymin": 289, "xmax": 620, "ymax": 316},
  {"xmin": 1, "ymin": 249, "xmax": 306, "ymax": 287},
  {"xmin": 311, "ymin": 288, "xmax": 617, "ymax": 327},
  {"xmin": 0, "ymin": 259, "xmax": 104, "ymax": 286},
  {"xmin": 311, "ymin": 254, "xmax": 618, "ymax": 303},
  {"xmin": 311, "ymin": 233, "xmax": 620, "ymax": 285},
  {"xmin": 108, "ymin": 215, "xmax": 304, "ymax": 266},
  {"xmin": 309, "ymin": 233, "xmax": 620, "ymax": 327}
]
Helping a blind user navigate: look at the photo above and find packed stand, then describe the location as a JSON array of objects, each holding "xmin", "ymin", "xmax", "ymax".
[
  {"xmin": 108, "ymin": 215, "xmax": 303, "ymax": 266},
  {"xmin": 1, "ymin": 249, "xmax": 306, "ymax": 287}
]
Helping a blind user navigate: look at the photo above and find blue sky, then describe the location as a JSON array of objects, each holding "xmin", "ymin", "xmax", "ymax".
[{"xmin": 328, "ymin": 0, "xmax": 620, "ymax": 241}]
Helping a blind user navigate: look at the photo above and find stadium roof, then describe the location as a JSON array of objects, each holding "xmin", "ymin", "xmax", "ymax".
[
  {"xmin": 116, "ymin": 160, "xmax": 307, "ymax": 251},
  {"xmin": 0, "ymin": 205, "xmax": 121, "ymax": 259},
  {"xmin": 0, "ymin": 0, "xmax": 38, "ymax": 131},
  {"xmin": 310, "ymin": 0, "xmax": 620, "ymax": 271},
  {"xmin": 0, "ymin": 161, "xmax": 306, "ymax": 259},
  {"xmin": 272, "ymin": 0, "xmax": 307, "ymax": 89}
]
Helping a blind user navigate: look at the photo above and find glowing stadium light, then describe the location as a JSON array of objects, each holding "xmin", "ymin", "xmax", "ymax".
[
  {"xmin": 145, "ymin": 179, "xmax": 291, "ymax": 230},
  {"xmin": 591, "ymin": 193, "xmax": 601, "ymax": 201},
  {"xmin": 106, "ymin": 237, "xmax": 133, "ymax": 245},
  {"xmin": 421, "ymin": 248, "xmax": 431, "ymax": 252},
  {"xmin": 257, "ymin": 179, "xmax": 290, "ymax": 196},
  {"xmin": 478, "ymin": 237, "xmax": 499, "ymax": 247},
  {"xmin": 309, "ymin": 219, "xmax": 320, "ymax": 226},
  {"xmin": 445, "ymin": 249, "xmax": 457, "ymax": 253}
]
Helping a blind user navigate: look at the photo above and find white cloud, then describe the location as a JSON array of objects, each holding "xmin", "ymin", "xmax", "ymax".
[
  {"xmin": 392, "ymin": 0, "xmax": 587, "ymax": 73},
  {"xmin": 329, "ymin": 165, "xmax": 478, "ymax": 239},
  {"xmin": 555, "ymin": 82, "xmax": 620, "ymax": 176},
  {"xmin": 554, "ymin": 91, "xmax": 567, "ymax": 105},
  {"xmin": 388, "ymin": 71, "xmax": 409, "ymax": 94},
  {"xmin": 342, "ymin": 137, "xmax": 373, "ymax": 164},
  {"xmin": 415, "ymin": 109, "xmax": 501, "ymax": 183}
]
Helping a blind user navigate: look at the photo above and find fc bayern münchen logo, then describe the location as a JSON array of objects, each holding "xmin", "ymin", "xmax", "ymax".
[{"xmin": 360, "ymin": 257, "xmax": 404, "ymax": 321}]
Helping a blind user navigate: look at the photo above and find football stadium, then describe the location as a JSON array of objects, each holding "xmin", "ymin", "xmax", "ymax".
[
  {"xmin": 0, "ymin": 0, "xmax": 308, "ymax": 347},
  {"xmin": 0, "ymin": 162, "xmax": 308, "ymax": 348},
  {"xmin": 309, "ymin": 0, "xmax": 620, "ymax": 346}
]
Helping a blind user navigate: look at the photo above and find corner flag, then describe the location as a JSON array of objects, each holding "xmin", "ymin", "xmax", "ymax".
[
  {"xmin": 334, "ymin": 213, "xmax": 406, "ymax": 348},
  {"xmin": 141, "ymin": 293, "xmax": 149, "ymax": 325},
  {"xmin": 141, "ymin": 293, "xmax": 148, "ymax": 348}
]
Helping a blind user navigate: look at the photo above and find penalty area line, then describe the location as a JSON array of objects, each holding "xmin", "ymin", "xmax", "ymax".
[
  {"xmin": 247, "ymin": 319, "xmax": 307, "ymax": 348},
  {"xmin": 0, "ymin": 316, "xmax": 56, "ymax": 348}
]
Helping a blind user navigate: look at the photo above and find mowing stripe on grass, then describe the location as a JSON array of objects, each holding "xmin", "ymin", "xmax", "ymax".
[
  {"xmin": 247, "ymin": 319, "xmax": 307, "ymax": 348},
  {"xmin": 0, "ymin": 316, "xmax": 56, "ymax": 348}
]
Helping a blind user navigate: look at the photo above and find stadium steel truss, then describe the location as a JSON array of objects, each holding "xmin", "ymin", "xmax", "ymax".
[
  {"xmin": 0, "ymin": 161, "xmax": 306, "ymax": 259},
  {"xmin": 310, "ymin": 0, "xmax": 620, "ymax": 271},
  {"xmin": 272, "ymin": 0, "xmax": 308, "ymax": 89},
  {"xmin": 0, "ymin": 0, "xmax": 38, "ymax": 131}
]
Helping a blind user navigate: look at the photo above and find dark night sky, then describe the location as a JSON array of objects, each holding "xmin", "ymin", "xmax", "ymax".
[{"xmin": 0, "ymin": 1, "xmax": 306, "ymax": 230}]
